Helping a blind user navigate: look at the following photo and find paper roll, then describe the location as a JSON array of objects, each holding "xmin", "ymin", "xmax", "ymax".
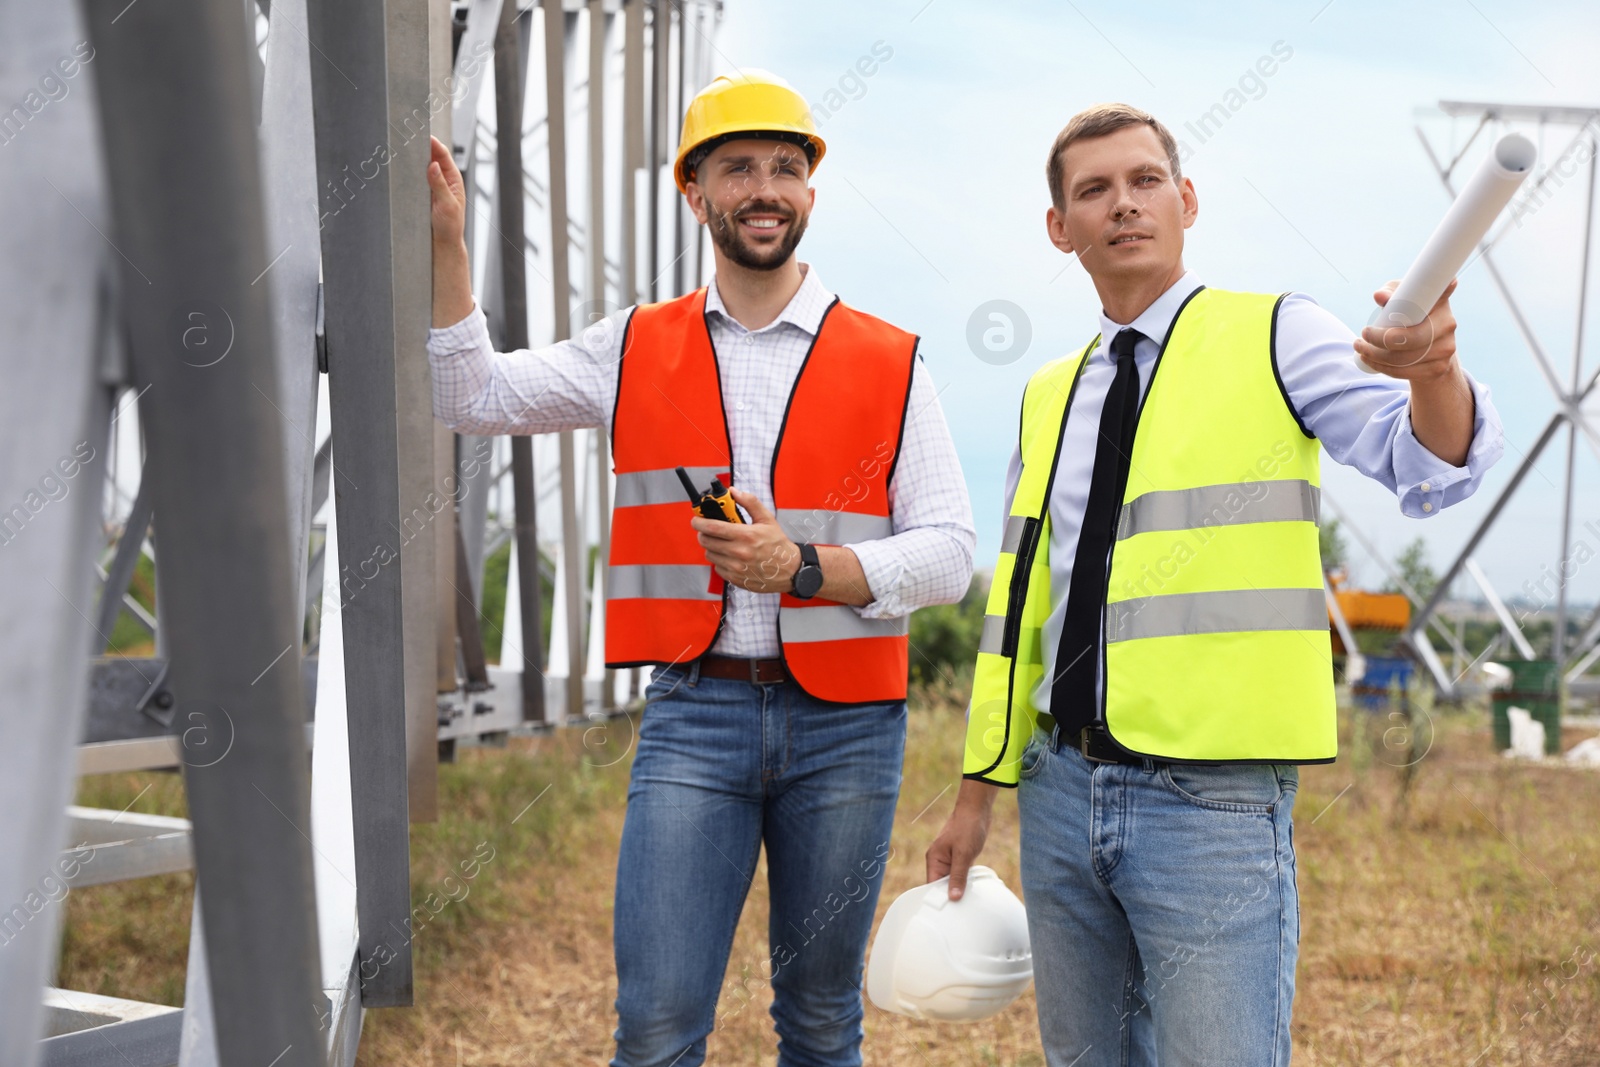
[{"xmin": 1357, "ymin": 132, "xmax": 1536, "ymax": 373}]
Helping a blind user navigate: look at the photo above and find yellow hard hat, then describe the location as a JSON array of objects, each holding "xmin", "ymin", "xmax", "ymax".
[{"xmin": 673, "ymin": 69, "xmax": 826, "ymax": 193}]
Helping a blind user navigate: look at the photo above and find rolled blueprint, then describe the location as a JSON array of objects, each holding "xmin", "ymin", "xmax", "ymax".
[{"xmin": 1358, "ymin": 131, "xmax": 1536, "ymax": 373}]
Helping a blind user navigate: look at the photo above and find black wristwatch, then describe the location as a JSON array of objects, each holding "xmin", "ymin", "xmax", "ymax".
[{"xmin": 792, "ymin": 542, "xmax": 824, "ymax": 599}]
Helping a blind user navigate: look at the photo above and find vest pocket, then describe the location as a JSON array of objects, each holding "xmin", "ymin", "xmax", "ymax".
[{"xmin": 1000, "ymin": 516, "xmax": 1042, "ymax": 659}]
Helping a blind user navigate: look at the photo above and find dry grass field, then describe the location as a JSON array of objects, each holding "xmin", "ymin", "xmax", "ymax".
[{"xmin": 59, "ymin": 689, "xmax": 1600, "ymax": 1065}]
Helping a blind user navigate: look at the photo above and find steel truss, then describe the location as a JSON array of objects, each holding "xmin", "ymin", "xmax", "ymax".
[
  {"xmin": 0, "ymin": 0, "xmax": 713, "ymax": 1063},
  {"xmin": 1396, "ymin": 100, "xmax": 1600, "ymax": 698}
]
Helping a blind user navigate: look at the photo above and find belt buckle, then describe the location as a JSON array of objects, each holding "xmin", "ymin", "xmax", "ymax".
[
  {"xmin": 1078, "ymin": 727, "xmax": 1116, "ymax": 764},
  {"xmin": 749, "ymin": 659, "xmax": 763, "ymax": 684}
]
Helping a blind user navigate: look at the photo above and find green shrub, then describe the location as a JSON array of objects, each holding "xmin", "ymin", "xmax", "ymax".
[{"xmin": 908, "ymin": 576, "xmax": 988, "ymax": 687}]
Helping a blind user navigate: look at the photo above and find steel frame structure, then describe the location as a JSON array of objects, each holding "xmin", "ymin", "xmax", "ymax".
[
  {"xmin": 1397, "ymin": 100, "xmax": 1600, "ymax": 698},
  {"xmin": 1, "ymin": 0, "xmax": 713, "ymax": 1063}
]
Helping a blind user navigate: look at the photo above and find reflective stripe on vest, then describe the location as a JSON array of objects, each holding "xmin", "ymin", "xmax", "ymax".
[
  {"xmin": 778, "ymin": 604, "xmax": 909, "ymax": 642},
  {"xmin": 605, "ymin": 288, "xmax": 919, "ymax": 703},
  {"xmin": 614, "ymin": 466, "xmax": 728, "ymax": 509},
  {"xmin": 1104, "ymin": 587, "xmax": 1327, "ymax": 643},
  {"xmin": 963, "ymin": 288, "xmax": 1337, "ymax": 783},
  {"xmin": 775, "ymin": 508, "xmax": 894, "ymax": 547},
  {"xmin": 1115, "ymin": 480, "xmax": 1320, "ymax": 540},
  {"xmin": 606, "ymin": 564, "xmax": 723, "ymax": 602}
]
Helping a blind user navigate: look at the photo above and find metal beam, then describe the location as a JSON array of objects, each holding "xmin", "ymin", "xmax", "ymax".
[
  {"xmin": 649, "ymin": 0, "xmax": 667, "ymax": 301},
  {"xmin": 61, "ymin": 807, "xmax": 192, "ymax": 888},
  {"xmin": 0, "ymin": 7, "xmax": 112, "ymax": 1055},
  {"xmin": 435, "ymin": 0, "xmax": 462, "ymax": 696},
  {"xmin": 497, "ymin": 0, "xmax": 549, "ymax": 724},
  {"xmin": 1417, "ymin": 128, "xmax": 1571, "ymax": 412},
  {"xmin": 258, "ymin": 0, "xmax": 325, "ymax": 628},
  {"xmin": 672, "ymin": 0, "xmax": 686, "ymax": 297},
  {"xmin": 306, "ymin": 486, "xmax": 364, "ymax": 1061},
  {"xmin": 545, "ymin": 0, "xmax": 587, "ymax": 721},
  {"xmin": 39, "ymin": 989, "xmax": 182, "ymax": 1067},
  {"xmin": 80, "ymin": 0, "xmax": 326, "ymax": 1057},
  {"xmin": 1323, "ymin": 574, "xmax": 1366, "ymax": 685},
  {"xmin": 390, "ymin": 0, "xmax": 441, "ymax": 825},
  {"xmin": 94, "ymin": 470, "xmax": 153, "ymax": 650},
  {"xmin": 1409, "ymin": 412, "xmax": 1566, "ymax": 637},
  {"xmin": 1464, "ymin": 558, "xmax": 1537, "ymax": 660},
  {"xmin": 455, "ymin": 517, "xmax": 492, "ymax": 688},
  {"xmin": 304, "ymin": 0, "xmax": 416, "ymax": 1009},
  {"xmin": 589, "ymin": 0, "xmax": 614, "ymax": 711},
  {"xmin": 1566, "ymin": 603, "xmax": 1600, "ymax": 678},
  {"xmin": 1439, "ymin": 100, "xmax": 1600, "ymax": 126},
  {"xmin": 622, "ymin": 0, "xmax": 644, "ymax": 308},
  {"xmin": 1554, "ymin": 136, "xmax": 1597, "ymax": 665}
]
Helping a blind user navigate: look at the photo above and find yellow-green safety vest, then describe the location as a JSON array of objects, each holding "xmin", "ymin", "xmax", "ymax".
[{"xmin": 963, "ymin": 287, "xmax": 1337, "ymax": 784}]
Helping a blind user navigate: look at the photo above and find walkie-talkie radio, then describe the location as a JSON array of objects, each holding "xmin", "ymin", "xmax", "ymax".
[{"xmin": 675, "ymin": 467, "xmax": 744, "ymax": 523}]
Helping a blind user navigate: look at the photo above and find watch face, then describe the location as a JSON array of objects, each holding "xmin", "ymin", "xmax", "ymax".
[{"xmin": 794, "ymin": 565, "xmax": 824, "ymax": 599}]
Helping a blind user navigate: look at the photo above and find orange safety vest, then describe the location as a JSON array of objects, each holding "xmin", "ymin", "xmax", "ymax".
[{"xmin": 606, "ymin": 287, "xmax": 918, "ymax": 703}]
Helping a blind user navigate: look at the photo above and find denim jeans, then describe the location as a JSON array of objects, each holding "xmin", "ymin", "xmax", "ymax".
[
  {"xmin": 1017, "ymin": 729, "xmax": 1300, "ymax": 1067},
  {"xmin": 610, "ymin": 661, "xmax": 907, "ymax": 1067}
]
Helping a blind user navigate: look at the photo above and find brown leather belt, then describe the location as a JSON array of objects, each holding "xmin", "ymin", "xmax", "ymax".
[{"xmin": 696, "ymin": 654, "xmax": 788, "ymax": 684}]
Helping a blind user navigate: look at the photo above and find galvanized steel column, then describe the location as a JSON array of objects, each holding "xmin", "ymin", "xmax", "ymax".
[
  {"xmin": 544, "ymin": 0, "xmax": 586, "ymax": 721},
  {"xmin": 304, "ymin": 0, "xmax": 417, "ymax": 1009},
  {"xmin": 80, "ymin": 0, "xmax": 327, "ymax": 1055}
]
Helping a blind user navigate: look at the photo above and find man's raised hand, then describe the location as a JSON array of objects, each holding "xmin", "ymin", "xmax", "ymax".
[{"xmin": 428, "ymin": 135, "xmax": 467, "ymax": 249}]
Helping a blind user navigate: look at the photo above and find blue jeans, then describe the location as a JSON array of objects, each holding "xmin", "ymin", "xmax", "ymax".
[
  {"xmin": 1017, "ymin": 729, "xmax": 1300, "ymax": 1067},
  {"xmin": 610, "ymin": 662, "xmax": 907, "ymax": 1067}
]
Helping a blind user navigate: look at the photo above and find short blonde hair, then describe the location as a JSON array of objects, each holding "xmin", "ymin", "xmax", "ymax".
[{"xmin": 1046, "ymin": 103, "xmax": 1182, "ymax": 212}]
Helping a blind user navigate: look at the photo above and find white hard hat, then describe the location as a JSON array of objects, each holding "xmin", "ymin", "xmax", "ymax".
[{"xmin": 865, "ymin": 866, "xmax": 1032, "ymax": 1022}]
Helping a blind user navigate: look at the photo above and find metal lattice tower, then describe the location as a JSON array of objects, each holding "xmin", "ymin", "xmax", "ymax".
[{"xmin": 0, "ymin": 0, "xmax": 717, "ymax": 1062}]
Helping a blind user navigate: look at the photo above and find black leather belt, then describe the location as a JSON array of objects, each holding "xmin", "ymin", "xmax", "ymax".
[
  {"xmin": 697, "ymin": 654, "xmax": 788, "ymax": 684},
  {"xmin": 1077, "ymin": 725, "xmax": 1147, "ymax": 766},
  {"xmin": 1045, "ymin": 715, "xmax": 1149, "ymax": 767}
]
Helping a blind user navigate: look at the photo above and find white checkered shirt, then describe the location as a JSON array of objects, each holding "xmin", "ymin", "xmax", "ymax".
[{"xmin": 428, "ymin": 264, "xmax": 976, "ymax": 658}]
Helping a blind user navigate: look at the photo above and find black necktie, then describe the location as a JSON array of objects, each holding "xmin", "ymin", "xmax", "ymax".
[{"xmin": 1051, "ymin": 327, "xmax": 1144, "ymax": 739}]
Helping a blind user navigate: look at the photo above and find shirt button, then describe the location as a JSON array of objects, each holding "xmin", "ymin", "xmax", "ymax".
[
  {"xmin": 1422, "ymin": 502, "xmax": 1434, "ymax": 513},
  {"xmin": 1421, "ymin": 481, "xmax": 1431, "ymax": 492},
  {"xmin": 736, "ymin": 401, "xmax": 746, "ymax": 411},
  {"xmin": 743, "ymin": 334, "xmax": 755, "ymax": 345}
]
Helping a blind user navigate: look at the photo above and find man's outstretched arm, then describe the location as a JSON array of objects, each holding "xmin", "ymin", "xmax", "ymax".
[
  {"xmin": 1277, "ymin": 280, "xmax": 1504, "ymax": 518},
  {"xmin": 426, "ymin": 135, "xmax": 625, "ymax": 436}
]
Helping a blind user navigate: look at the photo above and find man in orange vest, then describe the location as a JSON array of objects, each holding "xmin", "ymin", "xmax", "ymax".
[{"xmin": 427, "ymin": 71, "xmax": 974, "ymax": 1066}]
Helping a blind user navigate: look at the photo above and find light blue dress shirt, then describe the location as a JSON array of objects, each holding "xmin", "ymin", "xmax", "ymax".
[{"xmin": 1002, "ymin": 271, "xmax": 1506, "ymax": 714}]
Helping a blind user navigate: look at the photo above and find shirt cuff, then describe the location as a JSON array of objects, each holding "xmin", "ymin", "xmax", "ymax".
[
  {"xmin": 842, "ymin": 540, "xmax": 909, "ymax": 618},
  {"xmin": 427, "ymin": 302, "xmax": 489, "ymax": 358},
  {"xmin": 1393, "ymin": 372, "xmax": 1505, "ymax": 518}
]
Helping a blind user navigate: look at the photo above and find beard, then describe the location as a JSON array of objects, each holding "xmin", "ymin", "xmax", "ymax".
[{"xmin": 705, "ymin": 198, "xmax": 809, "ymax": 271}]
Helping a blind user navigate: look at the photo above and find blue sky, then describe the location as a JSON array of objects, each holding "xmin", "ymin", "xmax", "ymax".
[{"xmin": 714, "ymin": 0, "xmax": 1600, "ymax": 608}]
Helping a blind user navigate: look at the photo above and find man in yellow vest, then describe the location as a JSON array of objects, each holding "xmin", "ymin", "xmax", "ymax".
[
  {"xmin": 427, "ymin": 72, "xmax": 974, "ymax": 1066},
  {"xmin": 927, "ymin": 104, "xmax": 1503, "ymax": 1064}
]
